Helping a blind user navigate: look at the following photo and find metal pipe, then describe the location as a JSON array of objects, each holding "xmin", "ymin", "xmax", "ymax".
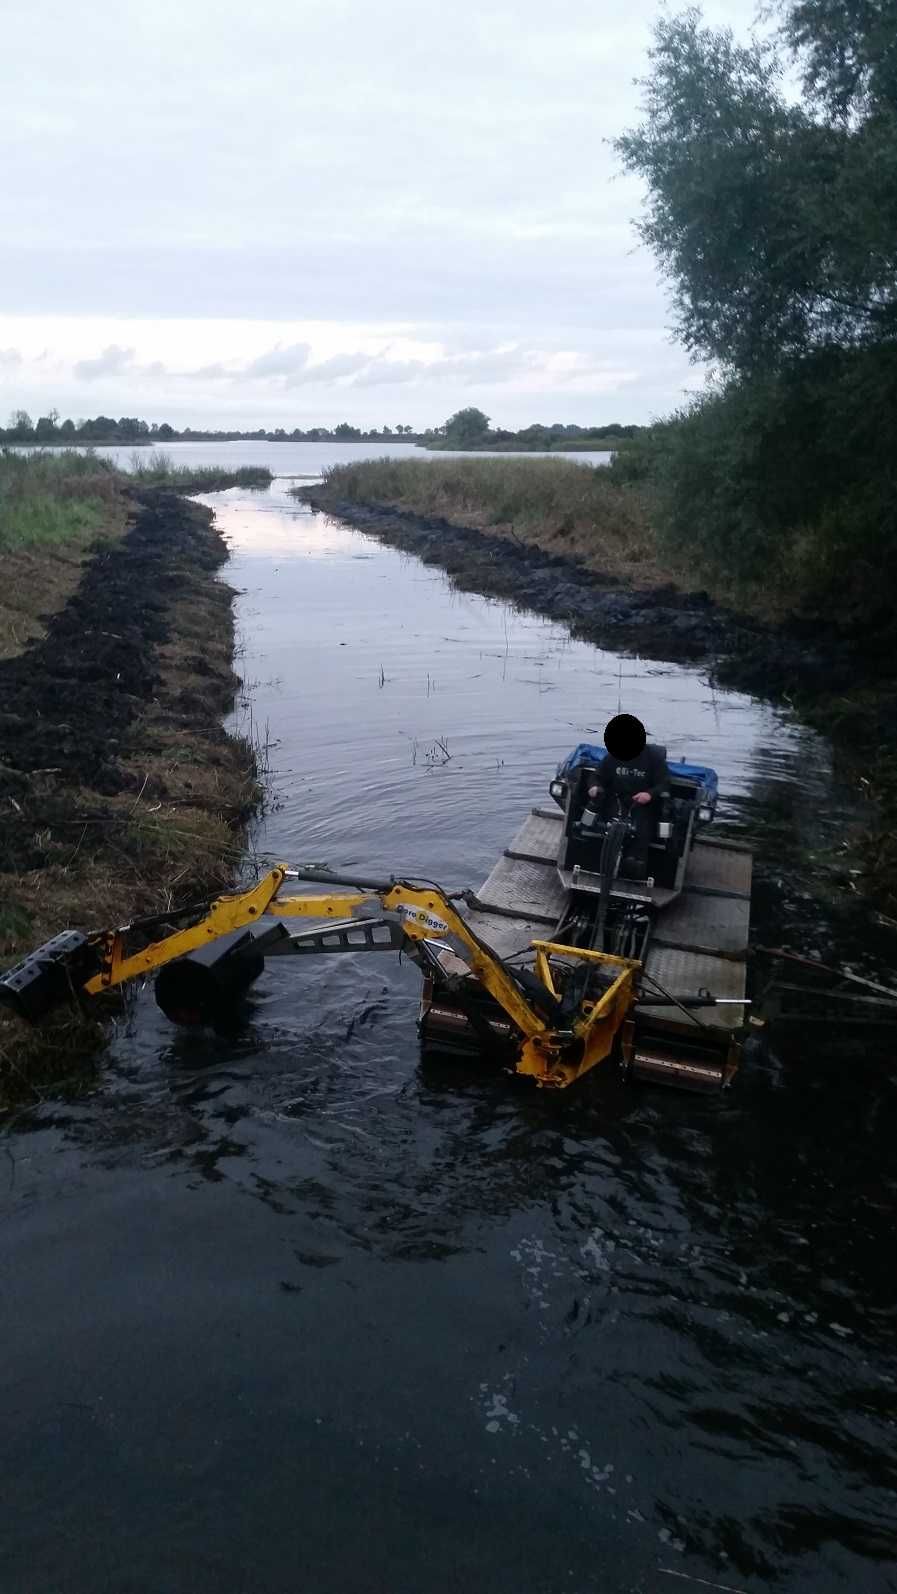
[
  {"xmin": 636, "ymin": 995, "xmax": 751, "ymax": 1008},
  {"xmin": 284, "ymin": 864, "xmax": 396, "ymax": 893}
]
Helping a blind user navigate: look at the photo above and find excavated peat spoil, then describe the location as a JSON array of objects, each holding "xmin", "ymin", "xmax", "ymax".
[{"xmin": 0, "ymin": 488, "xmax": 257, "ymax": 1004}]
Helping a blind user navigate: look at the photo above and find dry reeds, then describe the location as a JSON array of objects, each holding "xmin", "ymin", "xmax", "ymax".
[{"xmin": 306, "ymin": 455, "xmax": 662, "ymax": 587}]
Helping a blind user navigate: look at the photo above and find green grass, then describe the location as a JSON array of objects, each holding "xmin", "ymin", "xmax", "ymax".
[
  {"xmin": 0, "ymin": 493, "xmax": 112, "ymax": 550},
  {"xmin": 0, "ymin": 447, "xmax": 273, "ymax": 552},
  {"xmin": 0, "ymin": 448, "xmax": 120, "ymax": 550}
]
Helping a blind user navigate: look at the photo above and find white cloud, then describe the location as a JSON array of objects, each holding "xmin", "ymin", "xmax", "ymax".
[{"xmin": 0, "ymin": 348, "xmax": 22, "ymax": 370}]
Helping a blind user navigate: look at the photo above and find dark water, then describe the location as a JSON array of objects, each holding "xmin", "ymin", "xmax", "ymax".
[{"xmin": 3, "ymin": 482, "xmax": 895, "ymax": 1594}]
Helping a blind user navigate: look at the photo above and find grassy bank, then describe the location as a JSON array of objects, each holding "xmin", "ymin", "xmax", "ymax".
[
  {"xmin": 0, "ymin": 448, "xmax": 129, "ymax": 661},
  {"xmin": 309, "ymin": 455, "xmax": 667, "ymax": 588},
  {"xmin": 0, "ymin": 455, "xmax": 265, "ymax": 1100},
  {"xmin": 0, "ymin": 449, "xmax": 271, "ymax": 663}
]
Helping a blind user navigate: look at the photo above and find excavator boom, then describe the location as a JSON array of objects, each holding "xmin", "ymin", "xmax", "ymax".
[{"xmin": 0, "ymin": 865, "xmax": 639, "ymax": 1090}]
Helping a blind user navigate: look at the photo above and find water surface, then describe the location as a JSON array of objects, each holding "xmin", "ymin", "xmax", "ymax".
[{"xmin": 3, "ymin": 476, "xmax": 894, "ymax": 1594}]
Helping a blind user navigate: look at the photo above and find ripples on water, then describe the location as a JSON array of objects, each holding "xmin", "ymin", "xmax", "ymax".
[{"xmin": 2, "ymin": 479, "xmax": 895, "ymax": 1594}]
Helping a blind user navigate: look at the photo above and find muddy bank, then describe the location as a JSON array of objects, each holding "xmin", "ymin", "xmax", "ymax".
[
  {"xmin": 302, "ymin": 490, "xmax": 897, "ymax": 906},
  {"xmin": 301, "ymin": 492, "xmax": 864, "ymax": 689},
  {"xmin": 0, "ymin": 489, "xmax": 260, "ymax": 1093}
]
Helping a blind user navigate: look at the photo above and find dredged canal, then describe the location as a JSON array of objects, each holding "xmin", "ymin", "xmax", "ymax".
[{"xmin": 3, "ymin": 474, "xmax": 895, "ymax": 1594}]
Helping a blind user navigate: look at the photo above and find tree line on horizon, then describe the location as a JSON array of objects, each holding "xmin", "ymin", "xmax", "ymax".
[
  {"xmin": 0, "ymin": 410, "xmax": 421, "ymax": 445},
  {"xmin": 1, "ymin": 408, "xmax": 641, "ymax": 449}
]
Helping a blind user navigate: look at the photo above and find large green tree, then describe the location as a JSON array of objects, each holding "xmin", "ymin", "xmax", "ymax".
[
  {"xmin": 615, "ymin": 3, "xmax": 897, "ymax": 373},
  {"xmin": 612, "ymin": 2, "xmax": 897, "ymax": 621},
  {"xmin": 443, "ymin": 408, "xmax": 491, "ymax": 447}
]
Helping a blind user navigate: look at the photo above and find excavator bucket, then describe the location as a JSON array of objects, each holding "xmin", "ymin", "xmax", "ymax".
[{"xmin": 0, "ymin": 931, "xmax": 101, "ymax": 1024}]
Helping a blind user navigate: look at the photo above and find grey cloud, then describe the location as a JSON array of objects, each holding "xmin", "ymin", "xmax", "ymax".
[
  {"xmin": 242, "ymin": 342, "xmax": 312, "ymax": 379},
  {"xmin": 185, "ymin": 347, "xmax": 370, "ymax": 387},
  {"xmin": 288, "ymin": 352, "xmax": 372, "ymax": 385},
  {"xmin": 74, "ymin": 343, "xmax": 136, "ymax": 381},
  {"xmin": 450, "ymin": 348, "xmax": 536, "ymax": 385},
  {"xmin": 224, "ymin": 342, "xmax": 632, "ymax": 392},
  {"xmin": 349, "ymin": 359, "xmax": 423, "ymax": 388},
  {"xmin": 1, "ymin": 234, "xmax": 668, "ymax": 333}
]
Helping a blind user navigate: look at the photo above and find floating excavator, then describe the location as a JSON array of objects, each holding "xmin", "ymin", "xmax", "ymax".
[{"xmin": 0, "ymin": 748, "xmax": 753, "ymax": 1091}]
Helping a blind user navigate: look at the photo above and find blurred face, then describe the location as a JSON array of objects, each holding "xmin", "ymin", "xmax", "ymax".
[{"xmin": 604, "ymin": 713, "xmax": 646, "ymax": 760}]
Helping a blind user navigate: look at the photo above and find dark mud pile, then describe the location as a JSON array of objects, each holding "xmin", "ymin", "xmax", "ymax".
[
  {"xmin": 0, "ymin": 489, "xmax": 252, "ymax": 880},
  {"xmin": 303, "ymin": 494, "xmax": 873, "ymax": 696}
]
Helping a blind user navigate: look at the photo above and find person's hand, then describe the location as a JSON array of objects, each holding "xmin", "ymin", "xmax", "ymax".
[
  {"xmin": 587, "ymin": 784, "xmax": 603, "ymax": 799},
  {"xmin": 632, "ymin": 791, "xmax": 652, "ymax": 805}
]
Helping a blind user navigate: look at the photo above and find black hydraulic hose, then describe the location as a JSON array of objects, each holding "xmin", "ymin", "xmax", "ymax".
[
  {"xmin": 594, "ymin": 807, "xmax": 630, "ymax": 953},
  {"xmin": 288, "ymin": 864, "xmax": 397, "ymax": 893},
  {"xmin": 594, "ymin": 824, "xmax": 616, "ymax": 952}
]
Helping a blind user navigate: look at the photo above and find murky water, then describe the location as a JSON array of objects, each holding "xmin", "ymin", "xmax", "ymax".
[{"xmin": 3, "ymin": 479, "xmax": 895, "ymax": 1594}]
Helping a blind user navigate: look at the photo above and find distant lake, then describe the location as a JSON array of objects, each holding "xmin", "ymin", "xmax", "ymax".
[{"xmin": 14, "ymin": 439, "xmax": 614, "ymax": 475}]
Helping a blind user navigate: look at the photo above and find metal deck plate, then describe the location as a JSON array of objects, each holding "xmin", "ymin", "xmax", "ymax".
[
  {"xmin": 505, "ymin": 809, "xmax": 562, "ymax": 863},
  {"xmin": 641, "ymin": 945, "xmax": 747, "ymax": 1030},
  {"xmin": 556, "ymin": 868, "xmax": 677, "ymax": 908},
  {"xmin": 656, "ymin": 891, "xmax": 750, "ymax": 953},
  {"xmin": 476, "ymin": 853, "xmax": 567, "ymax": 923},
  {"xmin": 687, "ymin": 842, "xmax": 753, "ymax": 896},
  {"xmin": 461, "ymin": 908, "xmax": 552, "ymax": 962}
]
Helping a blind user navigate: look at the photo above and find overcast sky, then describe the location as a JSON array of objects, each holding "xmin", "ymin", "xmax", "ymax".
[{"xmin": 1, "ymin": 0, "xmax": 759, "ymax": 430}]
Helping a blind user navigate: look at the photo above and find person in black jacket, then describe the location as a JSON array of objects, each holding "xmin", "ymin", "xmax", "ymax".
[{"xmin": 587, "ymin": 716, "xmax": 669, "ymax": 877}]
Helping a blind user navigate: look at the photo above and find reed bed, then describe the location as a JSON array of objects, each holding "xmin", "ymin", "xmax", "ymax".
[
  {"xmin": 311, "ymin": 455, "xmax": 661, "ymax": 585},
  {"xmin": 123, "ymin": 450, "xmax": 273, "ymax": 491}
]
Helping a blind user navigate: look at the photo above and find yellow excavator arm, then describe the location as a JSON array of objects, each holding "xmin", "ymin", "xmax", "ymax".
[{"xmin": 1, "ymin": 865, "xmax": 639, "ymax": 1089}]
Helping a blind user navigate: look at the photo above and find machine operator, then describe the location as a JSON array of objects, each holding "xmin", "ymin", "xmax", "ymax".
[{"xmin": 588, "ymin": 717, "xmax": 669, "ymax": 878}]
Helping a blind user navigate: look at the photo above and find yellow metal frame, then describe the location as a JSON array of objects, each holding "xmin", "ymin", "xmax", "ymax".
[{"xmin": 83, "ymin": 867, "xmax": 640, "ymax": 1089}]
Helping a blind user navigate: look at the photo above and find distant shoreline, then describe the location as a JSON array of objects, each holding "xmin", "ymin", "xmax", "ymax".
[
  {"xmin": 418, "ymin": 439, "xmax": 620, "ymax": 453},
  {"xmin": 8, "ymin": 437, "xmax": 619, "ymax": 452}
]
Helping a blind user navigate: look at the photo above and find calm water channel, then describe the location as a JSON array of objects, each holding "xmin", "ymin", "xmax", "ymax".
[{"xmin": 3, "ymin": 458, "xmax": 895, "ymax": 1594}]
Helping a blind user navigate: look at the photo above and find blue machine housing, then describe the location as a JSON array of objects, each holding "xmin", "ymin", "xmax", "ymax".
[{"xmin": 556, "ymin": 744, "xmax": 719, "ymax": 817}]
